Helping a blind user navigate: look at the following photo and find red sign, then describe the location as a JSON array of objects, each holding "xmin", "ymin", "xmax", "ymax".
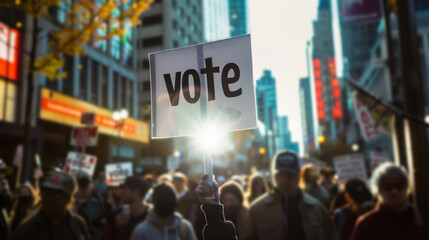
[
  {"xmin": 313, "ymin": 58, "xmax": 325, "ymax": 120},
  {"xmin": 327, "ymin": 58, "xmax": 342, "ymax": 119},
  {"xmin": 70, "ymin": 126, "xmax": 99, "ymax": 147},
  {"xmin": 81, "ymin": 112, "xmax": 95, "ymax": 125},
  {"xmin": 0, "ymin": 22, "xmax": 20, "ymax": 81},
  {"xmin": 353, "ymin": 95, "xmax": 379, "ymax": 141}
]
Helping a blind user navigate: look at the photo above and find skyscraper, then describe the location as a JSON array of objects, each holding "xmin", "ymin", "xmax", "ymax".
[
  {"xmin": 300, "ymin": 77, "xmax": 316, "ymax": 154},
  {"xmin": 228, "ymin": 0, "xmax": 248, "ymax": 37},
  {"xmin": 203, "ymin": 0, "xmax": 230, "ymax": 41}
]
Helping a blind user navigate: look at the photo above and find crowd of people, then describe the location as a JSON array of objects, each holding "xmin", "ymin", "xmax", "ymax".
[{"xmin": 0, "ymin": 150, "xmax": 425, "ymax": 240}]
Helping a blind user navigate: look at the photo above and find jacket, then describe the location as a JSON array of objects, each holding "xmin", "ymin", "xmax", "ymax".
[
  {"xmin": 11, "ymin": 209, "xmax": 90, "ymax": 240},
  {"xmin": 130, "ymin": 207, "xmax": 197, "ymax": 240},
  {"xmin": 248, "ymin": 189, "xmax": 339, "ymax": 240},
  {"xmin": 200, "ymin": 204, "xmax": 238, "ymax": 240}
]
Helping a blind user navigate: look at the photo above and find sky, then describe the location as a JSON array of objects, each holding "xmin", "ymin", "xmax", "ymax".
[{"xmin": 248, "ymin": 0, "xmax": 319, "ymax": 154}]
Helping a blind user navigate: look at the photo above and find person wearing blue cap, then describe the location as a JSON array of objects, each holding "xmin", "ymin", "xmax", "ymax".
[{"xmin": 247, "ymin": 150, "xmax": 339, "ymax": 240}]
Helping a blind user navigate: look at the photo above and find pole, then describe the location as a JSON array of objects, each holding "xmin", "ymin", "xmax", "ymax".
[{"xmin": 395, "ymin": 0, "xmax": 429, "ymax": 236}]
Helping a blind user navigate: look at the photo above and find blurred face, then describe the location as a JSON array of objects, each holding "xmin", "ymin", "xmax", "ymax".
[
  {"xmin": 41, "ymin": 188, "xmax": 69, "ymax": 218},
  {"xmin": 123, "ymin": 187, "xmax": 138, "ymax": 204},
  {"xmin": 173, "ymin": 180, "xmax": 185, "ymax": 193},
  {"xmin": 222, "ymin": 193, "xmax": 240, "ymax": 219},
  {"xmin": 379, "ymin": 173, "xmax": 408, "ymax": 208},
  {"xmin": 275, "ymin": 172, "xmax": 299, "ymax": 196},
  {"xmin": 309, "ymin": 168, "xmax": 318, "ymax": 182}
]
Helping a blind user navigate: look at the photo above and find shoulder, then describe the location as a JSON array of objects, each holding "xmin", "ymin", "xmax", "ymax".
[
  {"xmin": 11, "ymin": 212, "xmax": 43, "ymax": 239},
  {"xmin": 250, "ymin": 192, "xmax": 275, "ymax": 210},
  {"xmin": 132, "ymin": 220, "xmax": 149, "ymax": 236}
]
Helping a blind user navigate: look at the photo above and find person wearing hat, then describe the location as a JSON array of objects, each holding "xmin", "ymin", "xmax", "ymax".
[
  {"xmin": 11, "ymin": 170, "xmax": 90, "ymax": 240},
  {"xmin": 0, "ymin": 159, "xmax": 13, "ymax": 239},
  {"xmin": 248, "ymin": 150, "xmax": 339, "ymax": 240}
]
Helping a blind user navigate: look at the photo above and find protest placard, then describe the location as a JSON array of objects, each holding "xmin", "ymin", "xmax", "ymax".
[
  {"xmin": 64, "ymin": 151, "xmax": 97, "ymax": 177},
  {"xmin": 105, "ymin": 162, "xmax": 133, "ymax": 186},
  {"xmin": 333, "ymin": 154, "xmax": 368, "ymax": 184}
]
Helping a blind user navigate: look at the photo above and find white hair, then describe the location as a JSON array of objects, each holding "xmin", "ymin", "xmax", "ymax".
[{"xmin": 369, "ymin": 162, "xmax": 409, "ymax": 196}]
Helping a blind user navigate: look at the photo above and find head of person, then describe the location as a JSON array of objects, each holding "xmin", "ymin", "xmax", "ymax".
[
  {"xmin": 76, "ymin": 171, "xmax": 91, "ymax": 190},
  {"xmin": 220, "ymin": 181, "xmax": 246, "ymax": 219},
  {"xmin": 16, "ymin": 184, "xmax": 38, "ymax": 208},
  {"xmin": 345, "ymin": 179, "xmax": 372, "ymax": 206},
  {"xmin": 97, "ymin": 171, "xmax": 105, "ymax": 181},
  {"xmin": 40, "ymin": 170, "xmax": 76, "ymax": 219},
  {"xmin": 123, "ymin": 176, "xmax": 150, "ymax": 204},
  {"xmin": 247, "ymin": 173, "xmax": 267, "ymax": 200},
  {"xmin": 370, "ymin": 162, "xmax": 409, "ymax": 208},
  {"xmin": 272, "ymin": 151, "xmax": 301, "ymax": 196},
  {"xmin": 157, "ymin": 173, "xmax": 172, "ymax": 184},
  {"xmin": 320, "ymin": 167, "xmax": 335, "ymax": 181},
  {"xmin": 172, "ymin": 172, "xmax": 187, "ymax": 193},
  {"xmin": 152, "ymin": 183, "xmax": 177, "ymax": 218},
  {"xmin": 0, "ymin": 159, "xmax": 12, "ymax": 180},
  {"xmin": 301, "ymin": 164, "xmax": 318, "ymax": 186}
]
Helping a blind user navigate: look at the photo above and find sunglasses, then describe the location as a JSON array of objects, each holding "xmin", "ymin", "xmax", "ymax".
[{"xmin": 381, "ymin": 182, "xmax": 406, "ymax": 192}]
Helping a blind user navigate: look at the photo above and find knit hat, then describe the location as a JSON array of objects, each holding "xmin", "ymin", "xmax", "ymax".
[{"xmin": 41, "ymin": 170, "xmax": 76, "ymax": 196}]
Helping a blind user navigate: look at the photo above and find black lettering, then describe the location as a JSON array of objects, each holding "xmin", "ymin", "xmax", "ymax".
[
  {"xmin": 221, "ymin": 63, "xmax": 242, "ymax": 98},
  {"xmin": 164, "ymin": 72, "xmax": 182, "ymax": 106},
  {"xmin": 182, "ymin": 69, "xmax": 201, "ymax": 104},
  {"xmin": 200, "ymin": 57, "xmax": 220, "ymax": 101}
]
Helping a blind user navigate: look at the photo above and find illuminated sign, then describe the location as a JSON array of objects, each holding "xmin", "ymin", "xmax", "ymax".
[
  {"xmin": 0, "ymin": 22, "xmax": 20, "ymax": 81},
  {"xmin": 327, "ymin": 58, "xmax": 342, "ymax": 119},
  {"xmin": 40, "ymin": 88, "xmax": 149, "ymax": 143},
  {"xmin": 313, "ymin": 58, "xmax": 325, "ymax": 120}
]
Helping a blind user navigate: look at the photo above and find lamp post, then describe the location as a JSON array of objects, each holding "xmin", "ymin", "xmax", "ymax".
[{"xmin": 113, "ymin": 109, "xmax": 128, "ymax": 137}]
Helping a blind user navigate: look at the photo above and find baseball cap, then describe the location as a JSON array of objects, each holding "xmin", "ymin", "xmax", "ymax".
[
  {"xmin": 41, "ymin": 170, "xmax": 76, "ymax": 196},
  {"xmin": 272, "ymin": 151, "xmax": 301, "ymax": 175}
]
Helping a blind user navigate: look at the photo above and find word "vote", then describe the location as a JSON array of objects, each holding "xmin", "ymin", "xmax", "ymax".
[{"xmin": 163, "ymin": 57, "xmax": 242, "ymax": 106}]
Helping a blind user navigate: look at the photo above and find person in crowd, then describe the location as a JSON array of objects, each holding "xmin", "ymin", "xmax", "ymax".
[
  {"xmin": 106, "ymin": 184, "xmax": 125, "ymax": 212},
  {"xmin": 320, "ymin": 167, "xmax": 337, "ymax": 200},
  {"xmin": 173, "ymin": 172, "xmax": 188, "ymax": 199},
  {"xmin": 301, "ymin": 164, "xmax": 331, "ymax": 208},
  {"xmin": 0, "ymin": 159, "xmax": 13, "ymax": 239},
  {"xmin": 93, "ymin": 171, "xmax": 108, "ymax": 198},
  {"xmin": 9, "ymin": 184, "xmax": 40, "ymax": 232},
  {"xmin": 350, "ymin": 162, "xmax": 424, "ymax": 240},
  {"xmin": 220, "ymin": 180, "xmax": 250, "ymax": 240},
  {"xmin": 177, "ymin": 178, "xmax": 205, "ymax": 240},
  {"xmin": 248, "ymin": 151, "xmax": 339, "ymax": 240},
  {"xmin": 131, "ymin": 182, "xmax": 197, "ymax": 240},
  {"xmin": 11, "ymin": 170, "xmax": 90, "ymax": 240},
  {"xmin": 332, "ymin": 179, "xmax": 374, "ymax": 240},
  {"xmin": 74, "ymin": 171, "xmax": 105, "ymax": 240},
  {"xmin": 195, "ymin": 174, "xmax": 238, "ymax": 240},
  {"xmin": 246, "ymin": 173, "xmax": 268, "ymax": 204},
  {"xmin": 102, "ymin": 176, "xmax": 150, "ymax": 240},
  {"xmin": 329, "ymin": 192, "xmax": 347, "ymax": 216}
]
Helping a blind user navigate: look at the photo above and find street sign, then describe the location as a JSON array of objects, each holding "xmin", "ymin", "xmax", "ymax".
[
  {"xmin": 149, "ymin": 34, "xmax": 256, "ymax": 138},
  {"xmin": 333, "ymin": 154, "xmax": 368, "ymax": 184},
  {"xmin": 70, "ymin": 126, "xmax": 99, "ymax": 147},
  {"xmin": 105, "ymin": 162, "xmax": 133, "ymax": 186},
  {"xmin": 64, "ymin": 151, "xmax": 97, "ymax": 177},
  {"xmin": 81, "ymin": 112, "xmax": 95, "ymax": 125}
]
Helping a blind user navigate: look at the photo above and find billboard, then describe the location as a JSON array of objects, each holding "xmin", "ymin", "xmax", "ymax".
[
  {"xmin": 0, "ymin": 21, "xmax": 20, "ymax": 81},
  {"xmin": 40, "ymin": 88, "xmax": 149, "ymax": 143},
  {"xmin": 339, "ymin": 0, "xmax": 381, "ymax": 23}
]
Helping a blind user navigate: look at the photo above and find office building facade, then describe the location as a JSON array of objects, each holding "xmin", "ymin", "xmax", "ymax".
[{"xmin": 228, "ymin": 0, "xmax": 248, "ymax": 37}]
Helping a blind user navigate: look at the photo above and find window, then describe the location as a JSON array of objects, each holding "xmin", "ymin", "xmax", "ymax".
[
  {"xmin": 63, "ymin": 56, "xmax": 74, "ymax": 95},
  {"xmin": 122, "ymin": 77, "xmax": 127, "ymax": 109},
  {"xmin": 91, "ymin": 61, "xmax": 99, "ymax": 104},
  {"xmin": 79, "ymin": 56, "xmax": 87, "ymax": 100},
  {"xmin": 142, "ymin": 36, "xmax": 163, "ymax": 48},
  {"xmin": 128, "ymin": 81, "xmax": 134, "ymax": 116},
  {"xmin": 142, "ymin": 15, "xmax": 163, "ymax": 26},
  {"xmin": 0, "ymin": 79, "xmax": 16, "ymax": 122},
  {"xmin": 113, "ymin": 72, "xmax": 119, "ymax": 109},
  {"xmin": 101, "ymin": 65, "xmax": 108, "ymax": 108}
]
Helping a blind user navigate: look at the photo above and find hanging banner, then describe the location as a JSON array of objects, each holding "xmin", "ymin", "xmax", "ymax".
[
  {"xmin": 353, "ymin": 94, "xmax": 379, "ymax": 141},
  {"xmin": 105, "ymin": 162, "xmax": 133, "ymax": 186},
  {"xmin": 333, "ymin": 154, "xmax": 368, "ymax": 184},
  {"xmin": 64, "ymin": 151, "xmax": 97, "ymax": 177},
  {"xmin": 149, "ymin": 34, "xmax": 256, "ymax": 138}
]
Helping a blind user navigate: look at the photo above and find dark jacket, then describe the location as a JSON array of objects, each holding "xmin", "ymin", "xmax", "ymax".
[
  {"xmin": 249, "ymin": 189, "xmax": 339, "ymax": 240},
  {"xmin": 200, "ymin": 204, "xmax": 237, "ymax": 240},
  {"xmin": 11, "ymin": 209, "xmax": 90, "ymax": 240},
  {"xmin": 0, "ymin": 190, "xmax": 12, "ymax": 240},
  {"xmin": 350, "ymin": 202, "xmax": 424, "ymax": 240}
]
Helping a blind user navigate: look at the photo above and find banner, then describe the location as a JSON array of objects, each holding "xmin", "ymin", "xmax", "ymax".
[
  {"xmin": 149, "ymin": 34, "xmax": 256, "ymax": 138},
  {"xmin": 105, "ymin": 162, "xmax": 133, "ymax": 186},
  {"xmin": 353, "ymin": 94, "xmax": 379, "ymax": 141},
  {"xmin": 64, "ymin": 151, "xmax": 97, "ymax": 177},
  {"xmin": 333, "ymin": 154, "xmax": 368, "ymax": 184}
]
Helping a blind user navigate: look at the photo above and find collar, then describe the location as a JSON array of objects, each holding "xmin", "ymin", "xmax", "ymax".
[{"xmin": 262, "ymin": 189, "xmax": 319, "ymax": 207}]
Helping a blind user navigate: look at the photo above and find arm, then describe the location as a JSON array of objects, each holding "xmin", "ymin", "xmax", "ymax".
[
  {"xmin": 321, "ymin": 205, "xmax": 340, "ymax": 240},
  {"xmin": 195, "ymin": 174, "xmax": 238, "ymax": 240}
]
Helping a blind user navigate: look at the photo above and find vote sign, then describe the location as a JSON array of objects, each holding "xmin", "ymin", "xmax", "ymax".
[
  {"xmin": 70, "ymin": 126, "xmax": 98, "ymax": 147},
  {"xmin": 105, "ymin": 162, "xmax": 133, "ymax": 186},
  {"xmin": 64, "ymin": 151, "xmax": 97, "ymax": 177},
  {"xmin": 149, "ymin": 35, "xmax": 256, "ymax": 138}
]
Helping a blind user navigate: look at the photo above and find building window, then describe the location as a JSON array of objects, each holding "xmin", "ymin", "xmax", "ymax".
[
  {"xmin": 142, "ymin": 36, "xmax": 163, "ymax": 48},
  {"xmin": 128, "ymin": 81, "xmax": 133, "ymax": 116},
  {"xmin": 101, "ymin": 65, "xmax": 108, "ymax": 108},
  {"xmin": 63, "ymin": 56, "xmax": 74, "ymax": 95},
  {"xmin": 79, "ymin": 56, "xmax": 87, "ymax": 100},
  {"xmin": 121, "ymin": 77, "xmax": 127, "ymax": 109},
  {"xmin": 0, "ymin": 79, "xmax": 16, "ymax": 122},
  {"xmin": 113, "ymin": 72, "xmax": 119, "ymax": 109},
  {"xmin": 142, "ymin": 15, "xmax": 163, "ymax": 26}
]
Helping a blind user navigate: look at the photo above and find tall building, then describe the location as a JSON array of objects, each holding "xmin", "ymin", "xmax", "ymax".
[
  {"xmin": 276, "ymin": 116, "xmax": 300, "ymax": 154},
  {"xmin": 312, "ymin": 0, "xmax": 343, "ymax": 141},
  {"xmin": 203, "ymin": 0, "xmax": 230, "ymax": 41},
  {"xmin": 300, "ymin": 77, "xmax": 316, "ymax": 154},
  {"xmin": 228, "ymin": 0, "xmax": 248, "ymax": 37},
  {"xmin": 137, "ymin": 0, "xmax": 205, "ymax": 121}
]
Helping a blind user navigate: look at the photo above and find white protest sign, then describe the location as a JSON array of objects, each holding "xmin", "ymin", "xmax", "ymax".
[
  {"xmin": 352, "ymin": 94, "xmax": 379, "ymax": 141},
  {"xmin": 64, "ymin": 151, "xmax": 97, "ymax": 177},
  {"xmin": 70, "ymin": 126, "xmax": 99, "ymax": 147},
  {"xmin": 333, "ymin": 154, "xmax": 368, "ymax": 184},
  {"xmin": 370, "ymin": 151, "xmax": 389, "ymax": 172},
  {"xmin": 105, "ymin": 162, "xmax": 133, "ymax": 186},
  {"xmin": 149, "ymin": 34, "xmax": 256, "ymax": 138},
  {"xmin": 301, "ymin": 157, "xmax": 327, "ymax": 173},
  {"xmin": 13, "ymin": 145, "xmax": 23, "ymax": 167}
]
